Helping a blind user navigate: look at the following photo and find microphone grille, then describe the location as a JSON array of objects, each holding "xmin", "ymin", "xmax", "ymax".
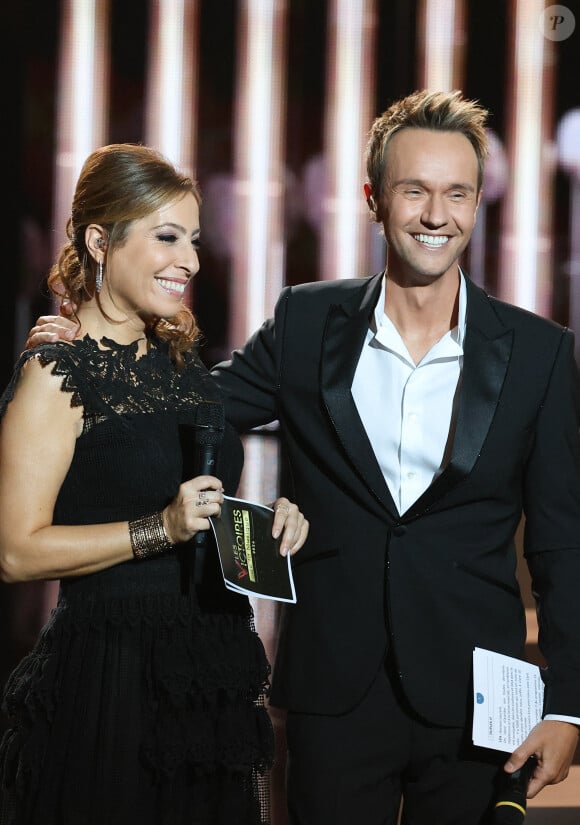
[{"xmin": 194, "ymin": 402, "xmax": 225, "ymax": 446}]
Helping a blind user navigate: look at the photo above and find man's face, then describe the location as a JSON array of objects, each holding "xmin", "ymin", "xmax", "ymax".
[{"xmin": 379, "ymin": 128, "xmax": 481, "ymax": 286}]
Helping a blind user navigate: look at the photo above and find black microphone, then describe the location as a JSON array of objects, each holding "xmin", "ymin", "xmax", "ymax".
[
  {"xmin": 178, "ymin": 403, "xmax": 224, "ymax": 595},
  {"xmin": 193, "ymin": 402, "xmax": 225, "ymax": 552},
  {"xmin": 492, "ymin": 756, "xmax": 537, "ymax": 824}
]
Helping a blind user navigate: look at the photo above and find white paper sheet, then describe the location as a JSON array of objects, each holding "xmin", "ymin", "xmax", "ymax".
[{"xmin": 472, "ymin": 647, "xmax": 544, "ymax": 753}]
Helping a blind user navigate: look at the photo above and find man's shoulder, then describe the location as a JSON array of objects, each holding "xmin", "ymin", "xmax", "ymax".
[
  {"xmin": 291, "ymin": 272, "xmax": 377, "ymax": 291},
  {"xmin": 282, "ymin": 272, "xmax": 381, "ymax": 306},
  {"xmin": 468, "ymin": 278, "xmax": 569, "ymax": 339},
  {"xmin": 487, "ymin": 292, "xmax": 567, "ymax": 336}
]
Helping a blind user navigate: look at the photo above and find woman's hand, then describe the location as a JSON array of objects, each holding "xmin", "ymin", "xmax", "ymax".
[
  {"xmin": 163, "ymin": 476, "xmax": 224, "ymax": 545},
  {"xmin": 270, "ymin": 498, "xmax": 309, "ymax": 557}
]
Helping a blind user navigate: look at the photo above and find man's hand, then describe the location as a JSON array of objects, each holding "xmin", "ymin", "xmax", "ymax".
[
  {"xmin": 24, "ymin": 311, "xmax": 80, "ymax": 350},
  {"xmin": 503, "ymin": 719, "xmax": 579, "ymax": 798}
]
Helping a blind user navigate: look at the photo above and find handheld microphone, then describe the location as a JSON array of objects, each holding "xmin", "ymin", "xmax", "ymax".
[
  {"xmin": 193, "ymin": 402, "xmax": 225, "ymax": 552},
  {"xmin": 492, "ymin": 756, "xmax": 537, "ymax": 824},
  {"xmin": 177, "ymin": 403, "xmax": 224, "ymax": 594}
]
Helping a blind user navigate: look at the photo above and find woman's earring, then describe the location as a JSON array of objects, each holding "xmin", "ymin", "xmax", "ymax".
[{"xmin": 96, "ymin": 260, "xmax": 103, "ymax": 293}]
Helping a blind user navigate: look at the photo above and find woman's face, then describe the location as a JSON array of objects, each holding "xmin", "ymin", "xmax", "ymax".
[{"xmin": 102, "ymin": 191, "xmax": 200, "ymax": 322}]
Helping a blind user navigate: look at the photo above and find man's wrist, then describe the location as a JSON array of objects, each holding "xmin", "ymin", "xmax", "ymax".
[{"xmin": 543, "ymin": 713, "xmax": 580, "ymax": 729}]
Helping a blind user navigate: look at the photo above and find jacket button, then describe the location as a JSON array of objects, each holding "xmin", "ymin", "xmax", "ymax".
[{"xmin": 392, "ymin": 525, "xmax": 407, "ymax": 537}]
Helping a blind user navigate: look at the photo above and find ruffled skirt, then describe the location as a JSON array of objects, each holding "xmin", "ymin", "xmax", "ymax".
[{"xmin": 0, "ymin": 574, "xmax": 274, "ymax": 825}]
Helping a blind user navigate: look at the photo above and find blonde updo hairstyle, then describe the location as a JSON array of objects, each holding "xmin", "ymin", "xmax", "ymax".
[{"xmin": 47, "ymin": 143, "xmax": 202, "ymax": 368}]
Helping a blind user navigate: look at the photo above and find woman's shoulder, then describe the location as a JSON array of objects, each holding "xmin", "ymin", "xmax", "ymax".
[
  {"xmin": 24, "ymin": 336, "xmax": 95, "ymax": 367},
  {"xmin": 0, "ymin": 352, "xmax": 62, "ymax": 424},
  {"xmin": 1, "ymin": 338, "xmax": 92, "ymax": 418}
]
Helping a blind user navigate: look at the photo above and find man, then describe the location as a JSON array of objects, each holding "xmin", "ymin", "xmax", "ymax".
[{"xmin": 27, "ymin": 90, "xmax": 580, "ymax": 824}]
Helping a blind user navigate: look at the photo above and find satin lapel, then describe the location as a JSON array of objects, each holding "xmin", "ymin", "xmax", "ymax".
[
  {"xmin": 404, "ymin": 279, "xmax": 513, "ymax": 519},
  {"xmin": 320, "ymin": 273, "xmax": 397, "ymax": 518}
]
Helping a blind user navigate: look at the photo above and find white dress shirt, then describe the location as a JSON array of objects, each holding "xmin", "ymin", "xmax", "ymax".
[
  {"xmin": 352, "ymin": 272, "xmax": 465, "ymax": 515},
  {"xmin": 351, "ymin": 270, "xmax": 580, "ymax": 727}
]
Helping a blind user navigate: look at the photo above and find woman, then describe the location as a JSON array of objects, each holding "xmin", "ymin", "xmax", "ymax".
[{"xmin": 0, "ymin": 143, "xmax": 308, "ymax": 825}]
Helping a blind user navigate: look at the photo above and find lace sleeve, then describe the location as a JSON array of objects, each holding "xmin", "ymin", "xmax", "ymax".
[{"xmin": 0, "ymin": 343, "xmax": 87, "ymax": 421}]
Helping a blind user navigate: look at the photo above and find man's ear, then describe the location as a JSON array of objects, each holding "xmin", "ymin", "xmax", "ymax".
[
  {"xmin": 364, "ymin": 183, "xmax": 377, "ymax": 215},
  {"xmin": 474, "ymin": 190, "xmax": 484, "ymax": 220}
]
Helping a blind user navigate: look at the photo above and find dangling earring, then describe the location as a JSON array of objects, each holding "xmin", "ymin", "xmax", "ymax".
[{"xmin": 96, "ymin": 260, "xmax": 103, "ymax": 293}]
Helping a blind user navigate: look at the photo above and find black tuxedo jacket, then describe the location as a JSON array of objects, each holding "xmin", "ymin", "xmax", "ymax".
[{"xmin": 212, "ymin": 272, "xmax": 580, "ymax": 727}]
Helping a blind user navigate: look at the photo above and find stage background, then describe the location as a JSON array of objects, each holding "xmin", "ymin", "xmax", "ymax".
[{"xmin": 1, "ymin": 2, "xmax": 579, "ymax": 821}]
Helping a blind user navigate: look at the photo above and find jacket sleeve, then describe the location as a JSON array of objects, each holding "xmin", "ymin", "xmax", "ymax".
[
  {"xmin": 523, "ymin": 328, "xmax": 580, "ymax": 717},
  {"xmin": 210, "ymin": 287, "xmax": 291, "ymax": 433}
]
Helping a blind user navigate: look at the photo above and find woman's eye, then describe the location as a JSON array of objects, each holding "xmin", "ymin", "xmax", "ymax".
[{"xmin": 158, "ymin": 233, "xmax": 178, "ymax": 243}]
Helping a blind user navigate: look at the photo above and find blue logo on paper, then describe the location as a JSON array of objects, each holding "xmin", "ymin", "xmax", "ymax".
[{"xmin": 476, "ymin": 692, "xmax": 485, "ymax": 704}]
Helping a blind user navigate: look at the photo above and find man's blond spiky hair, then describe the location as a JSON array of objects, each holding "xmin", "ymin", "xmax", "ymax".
[{"xmin": 365, "ymin": 89, "xmax": 489, "ymax": 201}]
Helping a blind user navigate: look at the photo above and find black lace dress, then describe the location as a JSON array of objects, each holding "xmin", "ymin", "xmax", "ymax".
[{"xmin": 0, "ymin": 335, "xmax": 274, "ymax": 825}]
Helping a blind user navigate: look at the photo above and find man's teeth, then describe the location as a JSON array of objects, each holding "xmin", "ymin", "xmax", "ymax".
[
  {"xmin": 157, "ymin": 278, "xmax": 186, "ymax": 294},
  {"xmin": 414, "ymin": 234, "xmax": 448, "ymax": 246}
]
